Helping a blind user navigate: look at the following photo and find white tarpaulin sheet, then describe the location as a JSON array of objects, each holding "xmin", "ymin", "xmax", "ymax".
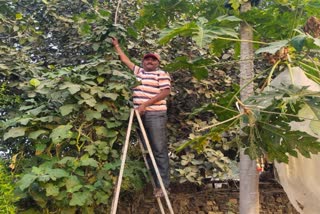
[{"xmin": 271, "ymin": 67, "xmax": 320, "ymax": 214}]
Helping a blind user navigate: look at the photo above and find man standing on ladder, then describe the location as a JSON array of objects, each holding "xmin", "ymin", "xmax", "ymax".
[{"xmin": 112, "ymin": 37, "xmax": 171, "ymax": 198}]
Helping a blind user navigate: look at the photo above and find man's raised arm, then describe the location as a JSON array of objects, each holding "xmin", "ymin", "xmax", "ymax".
[{"xmin": 111, "ymin": 37, "xmax": 135, "ymax": 71}]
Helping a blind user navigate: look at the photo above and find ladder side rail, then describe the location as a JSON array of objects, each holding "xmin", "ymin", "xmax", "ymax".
[
  {"xmin": 135, "ymin": 110, "xmax": 174, "ymax": 214},
  {"xmin": 110, "ymin": 109, "xmax": 135, "ymax": 214},
  {"xmin": 137, "ymin": 135, "xmax": 166, "ymax": 214}
]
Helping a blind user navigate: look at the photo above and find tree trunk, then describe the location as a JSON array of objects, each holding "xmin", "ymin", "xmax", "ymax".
[{"xmin": 239, "ymin": 2, "xmax": 259, "ymax": 214}]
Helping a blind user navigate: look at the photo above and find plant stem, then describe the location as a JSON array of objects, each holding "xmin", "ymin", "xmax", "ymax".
[
  {"xmin": 197, "ymin": 113, "xmax": 244, "ymax": 132},
  {"xmin": 114, "ymin": 0, "xmax": 122, "ymax": 25}
]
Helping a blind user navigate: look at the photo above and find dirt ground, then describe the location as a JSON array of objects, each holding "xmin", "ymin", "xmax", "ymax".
[{"xmin": 118, "ymin": 180, "xmax": 299, "ymax": 214}]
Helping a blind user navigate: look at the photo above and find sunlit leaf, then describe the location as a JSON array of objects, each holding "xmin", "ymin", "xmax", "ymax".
[
  {"xmin": 15, "ymin": 13, "xmax": 23, "ymax": 20},
  {"xmin": 49, "ymin": 125, "xmax": 73, "ymax": 144},
  {"xmin": 45, "ymin": 183, "xmax": 59, "ymax": 197},
  {"xmin": 18, "ymin": 174, "xmax": 37, "ymax": 191},
  {"xmin": 104, "ymin": 93, "xmax": 118, "ymax": 100},
  {"xmin": 29, "ymin": 78, "xmax": 41, "ymax": 87},
  {"xmin": 159, "ymin": 22, "xmax": 198, "ymax": 45},
  {"xmin": 60, "ymin": 82, "xmax": 81, "ymax": 94},
  {"xmin": 4, "ymin": 127, "xmax": 27, "ymax": 140},
  {"xmin": 255, "ymin": 40, "xmax": 289, "ymax": 54},
  {"xmin": 95, "ymin": 126, "xmax": 108, "ymax": 137},
  {"xmin": 96, "ymin": 76, "xmax": 105, "ymax": 84},
  {"xmin": 70, "ymin": 191, "xmax": 91, "ymax": 206},
  {"xmin": 48, "ymin": 169, "xmax": 69, "ymax": 180},
  {"xmin": 66, "ymin": 176, "xmax": 82, "ymax": 193},
  {"xmin": 80, "ymin": 155, "xmax": 98, "ymax": 167},
  {"xmin": 84, "ymin": 109, "xmax": 101, "ymax": 120},
  {"xmin": 59, "ymin": 104, "xmax": 77, "ymax": 116},
  {"xmin": 29, "ymin": 130, "xmax": 47, "ymax": 140}
]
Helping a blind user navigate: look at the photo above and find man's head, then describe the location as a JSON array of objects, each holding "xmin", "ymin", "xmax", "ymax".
[{"xmin": 142, "ymin": 53, "xmax": 160, "ymax": 71}]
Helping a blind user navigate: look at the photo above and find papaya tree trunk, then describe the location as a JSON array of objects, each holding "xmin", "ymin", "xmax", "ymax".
[{"xmin": 239, "ymin": 2, "xmax": 259, "ymax": 214}]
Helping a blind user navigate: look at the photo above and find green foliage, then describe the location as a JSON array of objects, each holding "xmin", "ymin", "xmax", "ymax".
[
  {"xmin": 162, "ymin": 0, "xmax": 320, "ymax": 167},
  {"xmin": 171, "ymin": 87, "xmax": 241, "ymax": 182},
  {"xmin": 122, "ymin": 160, "xmax": 149, "ymax": 190},
  {"xmin": 164, "ymin": 56, "xmax": 213, "ymax": 80},
  {"xmin": 255, "ymin": 32, "xmax": 320, "ymax": 55},
  {"xmin": 255, "ymin": 40, "xmax": 289, "ymax": 55},
  {"xmin": 242, "ymin": 0, "xmax": 320, "ymax": 40},
  {"xmin": 0, "ymin": 0, "xmax": 146, "ymax": 212},
  {"xmin": 244, "ymin": 85, "xmax": 320, "ymax": 163},
  {"xmin": 1, "ymin": 57, "xmax": 139, "ymax": 211},
  {"xmin": 159, "ymin": 15, "xmax": 240, "ymax": 48},
  {"xmin": 134, "ymin": 0, "xmax": 194, "ymax": 30},
  {"xmin": 172, "ymin": 147, "xmax": 236, "ymax": 184},
  {"xmin": 0, "ymin": 160, "xmax": 17, "ymax": 214},
  {"xmin": 1, "ymin": 1, "xmax": 319, "ymax": 212},
  {"xmin": 0, "ymin": 83, "xmax": 21, "ymax": 110}
]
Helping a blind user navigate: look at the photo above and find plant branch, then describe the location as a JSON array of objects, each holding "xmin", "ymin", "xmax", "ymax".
[
  {"xmin": 215, "ymin": 36, "xmax": 269, "ymax": 45},
  {"xmin": 246, "ymin": 105, "xmax": 320, "ymax": 122},
  {"xmin": 227, "ymin": 67, "xmax": 271, "ymax": 107},
  {"xmin": 114, "ymin": 0, "xmax": 122, "ymax": 25},
  {"xmin": 197, "ymin": 113, "xmax": 244, "ymax": 132}
]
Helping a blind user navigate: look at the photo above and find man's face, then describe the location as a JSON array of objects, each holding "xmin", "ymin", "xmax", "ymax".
[{"xmin": 142, "ymin": 57, "xmax": 159, "ymax": 71}]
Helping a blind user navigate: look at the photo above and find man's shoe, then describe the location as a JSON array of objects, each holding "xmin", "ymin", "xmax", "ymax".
[{"xmin": 154, "ymin": 188, "xmax": 164, "ymax": 197}]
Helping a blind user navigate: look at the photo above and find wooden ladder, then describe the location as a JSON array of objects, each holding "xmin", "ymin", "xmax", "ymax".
[{"xmin": 110, "ymin": 109, "xmax": 174, "ymax": 214}]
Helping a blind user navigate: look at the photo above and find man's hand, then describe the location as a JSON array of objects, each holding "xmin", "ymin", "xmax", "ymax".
[
  {"xmin": 111, "ymin": 37, "xmax": 119, "ymax": 47},
  {"xmin": 110, "ymin": 37, "xmax": 134, "ymax": 70},
  {"xmin": 136, "ymin": 104, "xmax": 147, "ymax": 115}
]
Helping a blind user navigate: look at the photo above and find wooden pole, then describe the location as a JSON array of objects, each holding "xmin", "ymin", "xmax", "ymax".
[
  {"xmin": 110, "ymin": 109, "xmax": 135, "ymax": 214},
  {"xmin": 137, "ymin": 136, "xmax": 166, "ymax": 214},
  {"xmin": 135, "ymin": 110, "xmax": 174, "ymax": 214}
]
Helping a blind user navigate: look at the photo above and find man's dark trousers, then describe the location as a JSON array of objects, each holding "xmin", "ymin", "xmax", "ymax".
[{"xmin": 138, "ymin": 111, "xmax": 170, "ymax": 189}]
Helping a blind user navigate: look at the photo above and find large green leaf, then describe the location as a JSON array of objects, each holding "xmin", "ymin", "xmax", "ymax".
[
  {"xmin": 49, "ymin": 125, "xmax": 73, "ymax": 144},
  {"xmin": 66, "ymin": 176, "xmax": 82, "ymax": 193},
  {"xmin": 48, "ymin": 168, "xmax": 69, "ymax": 180},
  {"xmin": 290, "ymin": 33, "xmax": 320, "ymax": 52},
  {"xmin": 255, "ymin": 40, "xmax": 289, "ymax": 54},
  {"xmin": 104, "ymin": 93, "xmax": 119, "ymax": 101},
  {"xmin": 59, "ymin": 82, "xmax": 81, "ymax": 94},
  {"xmin": 69, "ymin": 192, "xmax": 90, "ymax": 206},
  {"xmin": 291, "ymin": 35, "xmax": 306, "ymax": 52},
  {"xmin": 58, "ymin": 157, "xmax": 76, "ymax": 166},
  {"xmin": 4, "ymin": 127, "xmax": 27, "ymax": 140},
  {"xmin": 159, "ymin": 22, "xmax": 198, "ymax": 45},
  {"xmin": 259, "ymin": 122, "xmax": 320, "ymax": 163},
  {"xmin": 193, "ymin": 17, "xmax": 216, "ymax": 48},
  {"xmin": 80, "ymin": 154, "xmax": 98, "ymax": 167},
  {"xmin": 84, "ymin": 109, "xmax": 101, "ymax": 120},
  {"xmin": 29, "ymin": 130, "xmax": 47, "ymax": 139},
  {"xmin": 106, "ymin": 120, "xmax": 122, "ymax": 129},
  {"xmin": 45, "ymin": 183, "xmax": 60, "ymax": 197},
  {"xmin": 159, "ymin": 16, "xmax": 238, "ymax": 48},
  {"xmin": 78, "ymin": 92, "xmax": 97, "ymax": 107},
  {"xmin": 59, "ymin": 104, "xmax": 78, "ymax": 116},
  {"xmin": 297, "ymin": 99, "xmax": 320, "ymax": 136},
  {"xmin": 18, "ymin": 174, "xmax": 37, "ymax": 191},
  {"xmin": 215, "ymin": 15, "xmax": 242, "ymax": 22},
  {"xmin": 29, "ymin": 78, "xmax": 41, "ymax": 87},
  {"xmin": 94, "ymin": 126, "xmax": 108, "ymax": 137},
  {"xmin": 244, "ymin": 83, "xmax": 320, "ymax": 162},
  {"xmin": 27, "ymin": 105, "xmax": 46, "ymax": 116},
  {"xmin": 164, "ymin": 56, "xmax": 210, "ymax": 80}
]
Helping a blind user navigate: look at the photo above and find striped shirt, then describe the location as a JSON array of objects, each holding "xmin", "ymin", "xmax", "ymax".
[{"xmin": 132, "ymin": 65, "xmax": 171, "ymax": 112}]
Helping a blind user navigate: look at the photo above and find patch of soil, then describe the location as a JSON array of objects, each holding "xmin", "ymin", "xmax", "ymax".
[{"xmin": 118, "ymin": 181, "xmax": 299, "ymax": 214}]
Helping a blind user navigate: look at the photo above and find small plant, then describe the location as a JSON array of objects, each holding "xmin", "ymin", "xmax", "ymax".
[{"xmin": 0, "ymin": 159, "xmax": 17, "ymax": 214}]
